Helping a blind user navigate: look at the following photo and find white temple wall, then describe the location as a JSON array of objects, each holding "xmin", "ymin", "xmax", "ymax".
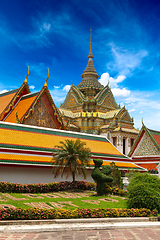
[{"xmin": 0, "ymin": 166, "xmax": 94, "ymax": 184}]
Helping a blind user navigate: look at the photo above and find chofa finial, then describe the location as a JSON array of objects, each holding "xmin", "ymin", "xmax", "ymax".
[
  {"xmin": 24, "ymin": 66, "xmax": 29, "ymax": 83},
  {"xmin": 44, "ymin": 68, "xmax": 50, "ymax": 87},
  {"xmin": 142, "ymin": 118, "xmax": 144, "ymax": 125}
]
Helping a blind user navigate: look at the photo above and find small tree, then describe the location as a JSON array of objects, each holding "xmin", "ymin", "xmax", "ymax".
[
  {"xmin": 110, "ymin": 162, "xmax": 123, "ymax": 189},
  {"xmin": 52, "ymin": 139, "xmax": 91, "ymax": 182}
]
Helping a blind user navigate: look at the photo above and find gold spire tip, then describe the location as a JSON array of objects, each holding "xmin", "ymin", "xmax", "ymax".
[
  {"xmin": 90, "ymin": 27, "xmax": 92, "ymax": 46},
  {"xmin": 24, "ymin": 66, "xmax": 29, "ymax": 83},
  {"xmin": 44, "ymin": 68, "xmax": 50, "ymax": 87},
  {"xmin": 142, "ymin": 118, "xmax": 144, "ymax": 125}
]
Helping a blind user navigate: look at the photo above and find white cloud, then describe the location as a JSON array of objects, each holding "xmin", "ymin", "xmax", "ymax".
[
  {"xmin": 29, "ymin": 85, "xmax": 35, "ymax": 90},
  {"xmin": 63, "ymin": 85, "xmax": 71, "ymax": 91},
  {"xmin": 54, "ymin": 86, "xmax": 60, "ymax": 89},
  {"xmin": 0, "ymin": 89, "xmax": 8, "ymax": 94},
  {"xmin": 128, "ymin": 108, "xmax": 136, "ymax": 112},
  {"xmin": 99, "ymin": 72, "xmax": 126, "ymax": 88},
  {"xmin": 140, "ymin": 111, "xmax": 143, "ymax": 113},
  {"xmin": 40, "ymin": 23, "xmax": 51, "ymax": 32},
  {"xmin": 108, "ymin": 43, "xmax": 148, "ymax": 76},
  {"xmin": 112, "ymin": 87, "xmax": 130, "ymax": 97}
]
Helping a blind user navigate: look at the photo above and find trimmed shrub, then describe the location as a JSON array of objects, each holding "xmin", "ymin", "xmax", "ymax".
[
  {"xmin": 0, "ymin": 181, "xmax": 96, "ymax": 193},
  {"xmin": 127, "ymin": 173, "xmax": 160, "ymax": 212},
  {"xmin": 0, "ymin": 207, "xmax": 157, "ymax": 220},
  {"xmin": 91, "ymin": 159, "xmax": 113, "ymax": 196}
]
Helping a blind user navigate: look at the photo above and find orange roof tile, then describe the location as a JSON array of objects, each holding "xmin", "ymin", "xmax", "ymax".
[
  {"xmin": 137, "ymin": 163, "xmax": 158, "ymax": 170},
  {"xmin": 152, "ymin": 134, "xmax": 160, "ymax": 147},
  {"xmin": 0, "ymin": 90, "xmax": 17, "ymax": 114},
  {"xmin": 0, "ymin": 127, "xmax": 123, "ymax": 156},
  {"xmin": 0, "ymin": 122, "xmax": 145, "ymax": 170},
  {"xmin": 5, "ymin": 94, "xmax": 37, "ymax": 123}
]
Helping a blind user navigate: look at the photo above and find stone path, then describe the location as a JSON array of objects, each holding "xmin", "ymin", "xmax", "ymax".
[{"xmin": 0, "ymin": 228, "xmax": 160, "ymax": 240}]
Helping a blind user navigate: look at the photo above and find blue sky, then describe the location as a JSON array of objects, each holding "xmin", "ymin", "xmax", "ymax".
[{"xmin": 0, "ymin": 0, "xmax": 160, "ymax": 130}]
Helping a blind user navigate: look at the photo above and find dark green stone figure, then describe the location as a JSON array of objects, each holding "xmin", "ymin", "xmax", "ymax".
[{"xmin": 91, "ymin": 159, "xmax": 113, "ymax": 195}]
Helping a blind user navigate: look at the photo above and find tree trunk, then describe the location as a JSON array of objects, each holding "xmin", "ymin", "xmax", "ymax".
[{"xmin": 72, "ymin": 171, "xmax": 75, "ymax": 183}]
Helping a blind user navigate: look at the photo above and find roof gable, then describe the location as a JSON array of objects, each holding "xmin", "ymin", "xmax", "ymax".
[
  {"xmin": 129, "ymin": 124, "xmax": 160, "ymax": 157},
  {"xmin": 4, "ymin": 93, "xmax": 38, "ymax": 123},
  {"xmin": 0, "ymin": 89, "xmax": 18, "ymax": 115},
  {"xmin": 0, "ymin": 81, "xmax": 30, "ymax": 121}
]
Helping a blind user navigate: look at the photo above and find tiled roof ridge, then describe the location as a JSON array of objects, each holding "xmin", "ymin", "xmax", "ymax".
[
  {"xmin": 0, "ymin": 121, "xmax": 110, "ymax": 141},
  {"xmin": 148, "ymin": 128, "xmax": 160, "ymax": 135},
  {"xmin": 0, "ymin": 89, "xmax": 18, "ymax": 98},
  {"xmin": 21, "ymin": 92, "xmax": 38, "ymax": 100},
  {"xmin": 0, "ymin": 80, "xmax": 30, "ymax": 121}
]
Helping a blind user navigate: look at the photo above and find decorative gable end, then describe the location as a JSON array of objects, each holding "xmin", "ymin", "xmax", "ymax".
[
  {"xmin": 24, "ymin": 92, "xmax": 62, "ymax": 129},
  {"xmin": 61, "ymin": 86, "xmax": 84, "ymax": 109},
  {"xmin": 95, "ymin": 86, "xmax": 118, "ymax": 109},
  {"xmin": 134, "ymin": 132, "xmax": 159, "ymax": 156},
  {"xmin": 120, "ymin": 111, "xmax": 132, "ymax": 122}
]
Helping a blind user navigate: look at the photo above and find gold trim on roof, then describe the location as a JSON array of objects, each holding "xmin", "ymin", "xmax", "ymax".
[{"xmin": 24, "ymin": 66, "xmax": 29, "ymax": 83}]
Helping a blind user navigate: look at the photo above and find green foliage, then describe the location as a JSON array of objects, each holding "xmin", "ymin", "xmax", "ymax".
[
  {"xmin": 0, "ymin": 207, "xmax": 156, "ymax": 220},
  {"xmin": 52, "ymin": 139, "xmax": 91, "ymax": 182},
  {"xmin": 127, "ymin": 172, "xmax": 160, "ymax": 212},
  {"xmin": 125, "ymin": 170, "xmax": 136, "ymax": 180},
  {"xmin": 91, "ymin": 159, "xmax": 113, "ymax": 196},
  {"xmin": 110, "ymin": 162, "xmax": 123, "ymax": 189},
  {"xmin": 0, "ymin": 181, "xmax": 96, "ymax": 193}
]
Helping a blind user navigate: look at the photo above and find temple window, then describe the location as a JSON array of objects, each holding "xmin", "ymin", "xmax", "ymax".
[
  {"xmin": 123, "ymin": 138, "xmax": 126, "ymax": 154},
  {"xmin": 113, "ymin": 137, "xmax": 117, "ymax": 147},
  {"xmin": 131, "ymin": 138, "xmax": 134, "ymax": 147}
]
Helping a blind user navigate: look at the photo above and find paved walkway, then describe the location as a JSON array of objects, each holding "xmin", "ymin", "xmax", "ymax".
[{"xmin": 0, "ymin": 228, "xmax": 160, "ymax": 240}]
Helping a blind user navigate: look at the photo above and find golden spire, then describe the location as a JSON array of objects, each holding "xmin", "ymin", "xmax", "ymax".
[
  {"xmin": 90, "ymin": 27, "xmax": 92, "ymax": 48},
  {"xmin": 24, "ymin": 66, "xmax": 29, "ymax": 83},
  {"xmin": 88, "ymin": 27, "xmax": 94, "ymax": 58},
  {"xmin": 44, "ymin": 68, "xmax": 50, "ymax": 87}
]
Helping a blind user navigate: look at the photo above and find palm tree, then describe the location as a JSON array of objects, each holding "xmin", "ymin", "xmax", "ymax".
[{"xmin": 52, "ymin": 139, "xmax": 91, "ymax": 182}]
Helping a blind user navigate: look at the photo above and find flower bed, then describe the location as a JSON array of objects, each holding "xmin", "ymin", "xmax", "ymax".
[
  {"xmin": 0, "ymin": 207, "xmax": 157, "ymax": 220},
  {"xmin": 0, "ymin": 181, "xmax": 127, "ymax": 196},
  {"xmin": 0, "ymin": 181, "xmax": 96, "ymax": 193}
]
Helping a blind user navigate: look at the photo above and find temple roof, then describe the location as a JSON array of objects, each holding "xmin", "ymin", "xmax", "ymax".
[
  {"xmin": 129, "ymin": 124, "xmax": 160, "ymax": 157},
  {"xmin": 0, "ymin": 79, "xmax": 30, "ymax": 121},
  {"xmin": 129, "ymin": 124, "xmax": 160, "ymax": 171},
  {"xmin": 0, "ymin": 122, "xmax": 145, "ymax": 170},
  {"xmin": 4, "ymin": 93, "xmax": 38, "ymax": 123},
  {"xmin": 0, "ymin": 89, "xmax": 18, "ymax": 115}
]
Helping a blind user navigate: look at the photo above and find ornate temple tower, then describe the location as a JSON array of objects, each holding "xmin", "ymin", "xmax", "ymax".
[{"xmin": 59, "ymin": 32, "xmax": 138, "ymax": 155}]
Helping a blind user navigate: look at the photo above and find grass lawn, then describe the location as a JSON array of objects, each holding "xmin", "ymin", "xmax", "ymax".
[{"xmin": 0, "ymin": 191, "xmax": 127, "ymax": 210}]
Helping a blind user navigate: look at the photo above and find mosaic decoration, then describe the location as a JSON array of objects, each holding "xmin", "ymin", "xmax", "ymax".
[
  {"xmin": 24, "ymin": 202, "xmax": 53, "ymax": 209},
  {"xmin": 2, "ymin": 193, "xmax": 26, "ymax": 201},
  {"xmin": 81, "ymin": 200, "xmax": 100, "ymax": 204},
  {"xmin": 0, "ymin": 204, "xmax": 16, "ymax": 209},
  {"xmin": 135, "ymin": 133, "xmax": 159, "ymax": 156},
  {"xmin": 99, "ymin": 198, "xmax": 119, "ymax": 203},
  {"xmin": 22, "ymin": 194, "xmax": 44, "ymax": 199}
]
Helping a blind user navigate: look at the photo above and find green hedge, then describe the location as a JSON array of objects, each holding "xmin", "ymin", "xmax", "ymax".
[
  {"xmin": 0, "ymin": 181, "xmax": 96, "ymax": 193},
  {"xmin": 0, "ymin": 207, "xmax": 157, "ymax": 220},
  {"xmin": 0, "ymin": 181, "xmax": 127, "ymax": 196},
  {"xmin": 127, "ymin": 173, "xmax": 160, "ymax": 212}
]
